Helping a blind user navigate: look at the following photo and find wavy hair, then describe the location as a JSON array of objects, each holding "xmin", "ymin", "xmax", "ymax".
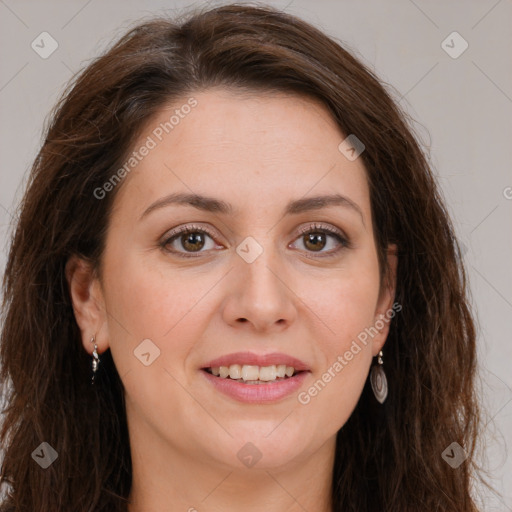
[{"xmin": 1, "ymin": 3, "xmax": 483, "ymax": 511}]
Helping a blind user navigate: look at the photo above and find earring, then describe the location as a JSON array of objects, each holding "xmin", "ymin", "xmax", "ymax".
[
  {"xmin": 90, "ymin": 334, "xmax": 99, "ymax": 385},
  {"xmin": 370, "ymin": 350, "xmax": 388, "ymax": 404}
]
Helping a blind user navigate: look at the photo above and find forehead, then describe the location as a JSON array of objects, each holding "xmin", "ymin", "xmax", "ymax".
[{"xmin": 111, "ymin": 88, "xmax": 371, "ymax": 224}]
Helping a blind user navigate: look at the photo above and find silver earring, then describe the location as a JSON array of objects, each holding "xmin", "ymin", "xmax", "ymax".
[
  {"xmin": 370, "ymin": 350, "xmax": 388, "ymax": 404},
  {"xmin": 91, "ymin": 335, "xmax": 99, "ymax": 385}
]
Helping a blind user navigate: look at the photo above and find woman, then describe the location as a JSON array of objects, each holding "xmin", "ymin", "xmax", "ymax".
[{"xmin": 0, "ymin": 4, "xmax": 483, "ymax": 511}]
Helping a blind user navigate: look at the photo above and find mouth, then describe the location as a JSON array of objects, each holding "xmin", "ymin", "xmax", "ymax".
[
  {"xmin": 199, "ymin": 352, "xmax": 311, "ymax": 403},
  {"xmin": 202, "ymin": 364, "xmax": 306, "ymax": 384}
]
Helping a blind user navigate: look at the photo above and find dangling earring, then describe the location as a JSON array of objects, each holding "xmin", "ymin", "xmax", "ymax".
[
  {"xmin": 90, "ymin": 334, "xmax": 99, "ymax": 385},
  {"xmin": 370, "ymin": 350, "xmax": 388, "ymax": 404}
]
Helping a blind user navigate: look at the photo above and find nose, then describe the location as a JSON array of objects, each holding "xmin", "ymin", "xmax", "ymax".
[{"xmin": 221, "ymin": 247, "xmax": 298, "ymax": 333}]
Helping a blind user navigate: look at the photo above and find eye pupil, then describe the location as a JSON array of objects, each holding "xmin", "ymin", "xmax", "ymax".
[
  {"xmin": 304, "ymin": 232, "xmax": 326, "ymax": 251},
  {"xmin": 164, "ymin": 226, "xmax": 344, "ymax": 258},
  {"xmin": 182, "ymin": 232, "xmax": 205, "ymax": 252}
]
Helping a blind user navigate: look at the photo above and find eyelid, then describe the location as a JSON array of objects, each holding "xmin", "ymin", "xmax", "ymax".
[
  {"xmin": 291, "ymin": 222, "xmax": 351, "ymax": 256},
  {"xmin": 159, "ymin": 223, "xmax": 223, "ymax": 258},
  {"xmin": 164, "ymin": 223, "xmax": 218, "ymax": 240},
  {"xmin": 160, "ymin": 221, "xmax": 351, "ymax": 257},
  {"xmin": 295, "ymin": 222, "xmax": 347, "ymax": 240},
  {"xmin": 163, "ymin": 222, "xmax": 347, "ymax": 242}
]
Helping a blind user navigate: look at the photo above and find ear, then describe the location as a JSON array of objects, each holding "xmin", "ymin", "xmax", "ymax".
[
  {"xmin": 372, "ymin": 243, "xmax": 398, "ymax": 357},
  {"xmin": 65, "ymin": 255, "xmax": 109, "ymax": 356}
]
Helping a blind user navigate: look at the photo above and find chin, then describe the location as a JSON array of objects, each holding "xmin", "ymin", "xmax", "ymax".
[{"xmin": 205, "ymin": 423, "xmax": 308, "ymax": 470}]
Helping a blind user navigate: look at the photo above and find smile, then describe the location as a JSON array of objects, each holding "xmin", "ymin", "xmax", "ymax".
[
  {"xmin": 204, "ymin": 364, "xmax": 298, "ymax": 383},
  {"xmin": 200, "ymin": 351, "xmax": 311, "ymax": 403}
]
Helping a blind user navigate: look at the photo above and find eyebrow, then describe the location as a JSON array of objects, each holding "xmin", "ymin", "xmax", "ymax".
[{"xmin": 140, "ymin": 192, "xmax": 364, "ymax": 224}]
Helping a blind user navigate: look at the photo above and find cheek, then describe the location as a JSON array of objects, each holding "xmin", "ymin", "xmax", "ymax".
[
  {"xmin": 298, "ymin": 295, "xmax": 376, "ymax": 437},
  {"xmin": 101, "ymin": 248, "xmax": 210, "ymax": 377},
  {"xmin": 299, "ymin": 254, "xmax": 380, "ymax": 423},
  {"xmin": 319, "ymin": 250, "xmax": 381, "ymax": 347},
  {"xmin": 101, "ymin": 252, "xmax": 211, "ymax": 432},
  {"xmin": 323, "ymin": 277, "xmax": 378, "ymax": 375},
  {"xmin": 332, "ymin": 279, "xmax": 379, "ymax": 338}
]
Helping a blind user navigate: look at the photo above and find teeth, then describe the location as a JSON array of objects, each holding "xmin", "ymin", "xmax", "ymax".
[
  {"xmin": 276, "ymin": 365, "xmax": 286, "ymax": 378},
  {"xmin": 229, "ymin": 364, "xmax": 242, "ymax": 379},
  {"xmin": 242, "ymin": 365, "xmax": 259, "ymax": 381},
  {"xmin": 259, "ymin": 365, "xmax": 277, "ymax": 381},
  {"xmin": 210, "ymin": 364, "xmax": 297, "ymax": 381}
]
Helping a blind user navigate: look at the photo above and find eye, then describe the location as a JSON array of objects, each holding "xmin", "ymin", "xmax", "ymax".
[
  {"xmin": 160, "ymin": 222, "xmax": 350, "ymax": 259},
  {"xmin": 290, "ymin": 223, "xmax": 350, "ymax": 257},
  {"xmin": 160, "ymin": 224, "xmax": 220, "ymax": 258}
]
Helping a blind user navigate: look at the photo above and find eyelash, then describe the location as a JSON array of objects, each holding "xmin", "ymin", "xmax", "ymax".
[{"xmin": 160, "ymin": 222, "xmax": 350, "ymax": 259}]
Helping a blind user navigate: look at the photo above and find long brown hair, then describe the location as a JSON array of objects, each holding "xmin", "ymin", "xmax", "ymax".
[{"xmin": 0, "ymin": 4, "xmax": 484, "ymax": 510}]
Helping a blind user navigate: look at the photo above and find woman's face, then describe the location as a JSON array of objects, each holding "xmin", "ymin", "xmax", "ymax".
[{"xmin": 73, "ymin": 88, "xmax": 396, "ymax": 471}]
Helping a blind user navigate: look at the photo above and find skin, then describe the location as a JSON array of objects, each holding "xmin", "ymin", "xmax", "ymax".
[{"xmin": 67, "ymin": 88, "xmax": 397, "ymax": 512}]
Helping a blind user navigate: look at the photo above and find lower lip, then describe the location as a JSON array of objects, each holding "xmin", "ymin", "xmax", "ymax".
[{"xmin": 200, "ymin": 369, "xmax": 309, "ymax": 404}]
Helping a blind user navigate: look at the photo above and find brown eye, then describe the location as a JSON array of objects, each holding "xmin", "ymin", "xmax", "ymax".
[
  {"xmin": 161, "ymin": 225, "xmax": 219, "ymax": 257},
  {"xmin": 290, "ymin": 223, "xmax": 350, "ymax": 257},
  {"xmin": 303, "ymin": 232, "xmax": 327, "ymax": 252},
  {"xmin": 180, "ymin": 232, "xmax": 206, "ymax": 252}
]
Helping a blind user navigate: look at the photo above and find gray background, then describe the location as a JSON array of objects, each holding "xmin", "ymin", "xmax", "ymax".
[{"xmin": 1, "ymin": 0, "xmax": 511, "ymax": 509}]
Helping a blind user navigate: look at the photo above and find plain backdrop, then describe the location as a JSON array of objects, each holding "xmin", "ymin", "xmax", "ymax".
[{"xmin": 0, "ymin": 0, "xmax": 511, "ymax": 509}]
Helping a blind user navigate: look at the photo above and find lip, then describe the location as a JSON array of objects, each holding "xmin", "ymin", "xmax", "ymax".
[
  {"xmin": 200, "ymin": 368, "xmax": 310, "ymax": 404},
  {"xmin": 200, "ymin": 351, "xmax": 311, "ymax": 404},
  {"xmin": 201, "ymin": 351, "xmax": 311, "ymax": 372}
]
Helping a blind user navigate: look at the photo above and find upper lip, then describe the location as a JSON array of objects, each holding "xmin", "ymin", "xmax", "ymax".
[{"xmin": 202, "ymin": 351, "xmax": 311, "ymax": 372}]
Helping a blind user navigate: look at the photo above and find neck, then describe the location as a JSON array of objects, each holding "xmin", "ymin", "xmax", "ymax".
[{"xmin": 126, "ymin": 416, "xmax": 335, "ymax": 511}]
